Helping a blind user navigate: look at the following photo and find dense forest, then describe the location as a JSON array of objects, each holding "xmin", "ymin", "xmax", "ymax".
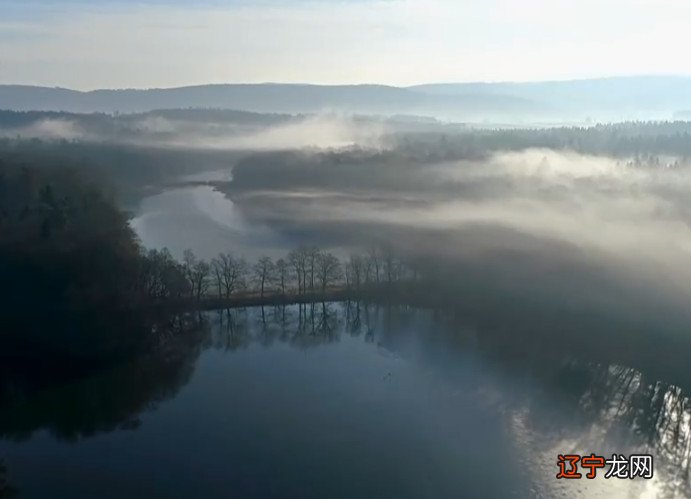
[
  {"xmin": 0, "ymin": 139, "xmax": 242, "ymax": 207},
  {"xmin": 395, "ymin": 121, "xmax": 691, "ymax": 159},
  {"xmin": 0, "ymin": 163, "xmax": 155, "ymax": 361}
]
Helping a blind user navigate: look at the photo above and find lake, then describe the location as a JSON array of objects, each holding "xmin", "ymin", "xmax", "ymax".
[{"xmin": 0, "ymin": 303, "xmax": 686, "ymax": 498}]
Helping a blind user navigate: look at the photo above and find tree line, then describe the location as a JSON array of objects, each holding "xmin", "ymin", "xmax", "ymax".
[{"xmin": 141, "ymin": 244, "xmax": 416, "ymax": 305}]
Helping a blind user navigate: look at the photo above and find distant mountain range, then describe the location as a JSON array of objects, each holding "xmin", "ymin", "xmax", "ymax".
[
  {"xmin": 2, "ymin": 76, "xmax": 691, "ymax": 122},
  {"xmin": 411, "ymin": 76, "xmax": 691, "ymax": 121}
]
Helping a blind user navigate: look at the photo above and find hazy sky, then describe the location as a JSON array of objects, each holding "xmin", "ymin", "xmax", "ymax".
[{"xmin": 1, "ymin": 0, "xmax": 690, "ymax": 89}]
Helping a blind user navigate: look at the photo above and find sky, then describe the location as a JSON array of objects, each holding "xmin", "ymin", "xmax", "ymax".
[{"xmin": 1, "ymin": 0, "xmax": 690, "ymax": 89}]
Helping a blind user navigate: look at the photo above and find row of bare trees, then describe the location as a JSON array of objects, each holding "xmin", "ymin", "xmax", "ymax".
[
  {"xmin": 140, "ymin": 244, "xmax": 416, "ymax": 303},
  {"xmin": 344, "ymin": 245, "xmax": 412, "ymax": 289}
]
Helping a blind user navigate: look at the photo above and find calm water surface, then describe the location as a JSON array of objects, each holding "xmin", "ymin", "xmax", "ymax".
[
  {"xmin": 129, "ymin": 171, "xmax": 290, "ymax": 260},
  {"xmin": 0, "ymin": 304, "xmax": 686, "ymax": 498}
]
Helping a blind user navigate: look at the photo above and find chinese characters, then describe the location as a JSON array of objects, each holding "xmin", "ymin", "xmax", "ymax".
[{"xmin": 557, "ymin": 454, "xmax": 653, "ymax": 480}]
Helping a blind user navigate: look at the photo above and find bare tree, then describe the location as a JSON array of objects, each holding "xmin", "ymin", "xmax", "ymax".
[
  {"xmin": 211, "ymin": 258, "xmax": 224, "ymax": 298},
  {"xmin": 253, "ymin": 256, "xmax": 274, "ymax": 299},
  {"xmin": 381, "ymin": 244, "xmax": 400, "ymax": 284},
  {"xmin": 316, "ymin": 251, "xmax": 342, "ymax": 291},
  {"xmin": 142, "ymin": 248, "xmax": 188, "ymax": 300},
  {"xmin": 348, "ymin": 254, "xmax": 365, "ymax": 290},
  {"xmin": 367, "ymin": 245, "xmax": 381, "ymax": 283},
  {"xmin": 275, "ymin": 258, "xmax": 291, "ymax": 295},
  {"xmin": 182, "ymin": 249, "xmax": 210, "ymax": 301},
  {"xmin": 288, "ymin": 246, "xmax": 308, "ymax": 295},
  {"xmin": 183, "ymin": 248, "xmax": 197, "ymax": 277},
  {"xmin": 363, "ymin": 254, "xmax": 374, "ymax": 285},
  {"xmin": 344, "ymin": 261, "xmax": 351, "ymax": 289},
  {"xmin": 307, "ymin": 245, "xmax": 320, "ymax": 292},
  {"xmin": 193, "ymin": 261, "xmax": 211, "ymax": 300},
  {"xmin": 212, "ymin": 252, "xmax": 247, "ymax": 299}
]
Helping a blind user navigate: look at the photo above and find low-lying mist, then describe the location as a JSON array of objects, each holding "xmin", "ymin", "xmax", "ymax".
[
  {"xmin": 225, "ymin": 147, "xmax": 691, "ymax": 352},
  {"xmin": 0, "ymin": 113, "xmax": 389, "ymax": 151},
  {"xmin": 7, "ymin": 107, "xmax": 691, "ymax": 365}
]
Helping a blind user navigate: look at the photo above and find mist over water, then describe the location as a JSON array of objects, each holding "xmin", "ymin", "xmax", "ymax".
[
  {"xmin": 130, "ymin": 185, "xmax": 289, "ymax": 260},
  {"xmin": 130, "ymin": 144, "xmax": 691, "ymax": 334},
  {"xmin": 131, "ymin": 145, "xmax": 691, "ymax": 388},
  {"xmin": 1, "ymin": 114, "xmax": 389, "ymax": 151},
  {"xmin": 223, "ymin": 148, "xmax": 691, "ymax": 296}
]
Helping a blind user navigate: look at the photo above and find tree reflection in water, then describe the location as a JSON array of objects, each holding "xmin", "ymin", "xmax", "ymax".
[
  {"xmin": 209, "ymin": 302, "xmax": 344, "ymax": 352},
  {"xmin": 437, "ymin": 310, "xmax": 691, "ymax": 498},
  {"xmin": 0, "ymin": 312, "xmax": 209, "ymax": 442},
  {"xmin": 598, "ymin": 366, "xmax": 691, "ymax": 494},
  {"xmin": 2, "ymin": 302, "xmax": 691, "ymax": 496},
  {"xmin": 211, "ymin": 297, "xmax": 691, "ymax": 483},
  {"xmin": 348, "ymin": 303, "xmax": 691, "ymax": 498}
]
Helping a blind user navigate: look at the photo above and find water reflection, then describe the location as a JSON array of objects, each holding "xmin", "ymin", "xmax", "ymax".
[
  {"xmin": 210, "ymin": 303, "xmax": 343, "ymax": 351},
  {"xmin": 0, "ymin": 314, "xmax": 208, "ymax": 442},
  {"xmin": 1, "ymin": 303, "xmax": 691, "ymax": 497},
  {"xmin": 440, "ymin": 313, "xmax": 691, "ymax": 497},
  {"xmin": 206, "ymin": 302, "xmax": 691, "ymax": 497},
  {"xmin": 130, "ymin": 185, "xmax": 288, "ymax": 260}
]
